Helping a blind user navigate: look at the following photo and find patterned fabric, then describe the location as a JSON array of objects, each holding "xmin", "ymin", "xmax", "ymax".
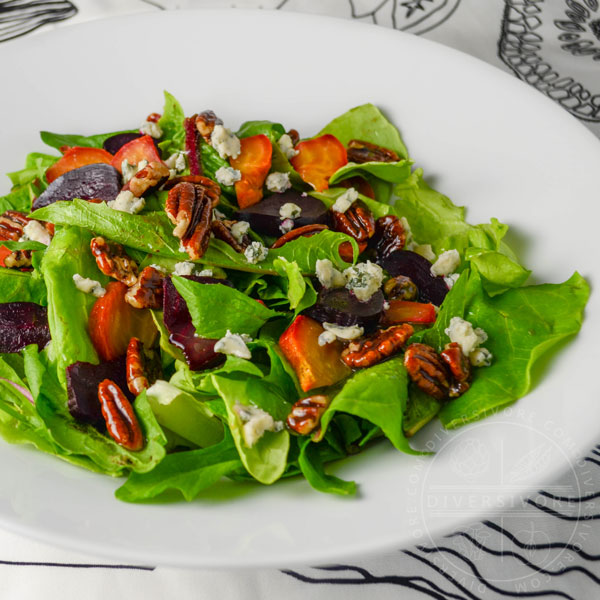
[{"xmin": 0, "ymin": 1, "xmax": 599, "ymax": 597}]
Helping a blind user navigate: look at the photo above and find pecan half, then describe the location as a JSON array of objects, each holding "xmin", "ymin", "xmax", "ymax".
[
  {"xmin": 332, "ymin": 201, "xmax": 375, "ymax": 245},
  {"xmin": 271, "ymin": 224, "xmax": 329, "ymax": 249},
  {"xmin": 165, "ymin": 182, "xmax": 213, "ymax": 260},
  {"xmin": 195, "ymin": 110, "xmax": 223, "ymax": 143},
  {"xmin": 90, "ymin": 237, "xmax": 138, "ymax": 286},
  {"xmin": 404, "ymin": 343, "xmax": 451, "ymax": 401},
  {"xmin": 372, "ymin": 215, "xmax": 406, "ymax": 259},
  {"xmin": 347, "ymin": 139, "xmax": 400, "ymax": 164},
  {"xmin": 287, "ymin": 128, "xmax": 300, "ymax": 146},
  {"xmin": 0, "ymin": 210, "xmax": 29, "ymax": 241},
  {"xmin": 126, "ymin": 337, "xmax": 160, "ymax": 396},
  {"xmin": 127, "ymin": 161, "xmax": 170, "ymax": 198},
  {"xmin": 342, "ymin": 323, "xmax": 414, "ymax": 369},
  {"xmin": 146, "ymin": 112, "xmax": 161, "ymax": 123},
  {"xmin": 125, "ymin": 266, "xmax": 164, "ymax": 309},
  {"xmin": 4, "ymin": 250, "xmax": 32, "ymax": 269},
  {"xmin": 163, "ymin": 175, "xmax": 221, "ymax": 202},
  {"xmin": 287, "ymin": 395, "xmax": 330, "ymax": 436},
  {"xmin": 440, "ymin": 342, "xmax": 471, "ymax": 398},
  {"xmin": 383, "ymin": 275, "xmax": 418, "ymax": 301},
  {"xmin": 97, "ymin": 379, "xmax": 144, "ymax": 451},
  {"xmin": 211, "ymin": 219, "xmax": 249, "ymax": 253}
]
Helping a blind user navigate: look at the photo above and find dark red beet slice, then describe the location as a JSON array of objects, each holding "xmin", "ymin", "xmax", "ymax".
[
  {"xmin": 163, "ymin": 276, "xmax": 232, "ymax": 371},
  {"xmin": 66, "ymin": 356, "xmax": 132, "ymax": 427},
  {"xmin": 304, "ymin": 287, "xmax": 384, "ymax": 333},
  {"xmin": 0, "ymin": 302, "xmax": 50, "ymax": 353},
  {"xmin": 184, "ymin": 116, "xmax": 202, "ymax": 176},
  {"xmin": 233, "ymin": 190, "xmax": 330, "ymax": 237},
  {"xmin": 379, "ymin": 250, "xmax": 448, "ymax": 306},
  {"xmin": 33, "ymin": 164, "xmax": 122, "ymax": 210},
  {"xmin": 102, "ymin": 132, "xmax": 142, "ymax": 155}
]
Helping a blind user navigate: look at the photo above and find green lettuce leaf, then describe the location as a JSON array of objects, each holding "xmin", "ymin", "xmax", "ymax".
[
  {"xmin": 40, "ymin": 129, "xmax": 137, "ymax": 151},
  {"xmin": 272, "ymin": 257, "xmax": 317, "ymax": 312},
  {"xmin": 318, "ymin": 103, "xmax": 408, "ymax": 159},
  {"xmin": 157, "ymin": 90, "xmax": 185, "ymax": 157},
  {"xmin": 0, "ymin": 184, "xmax": 38, "ymax": 214},
  {"xmin": 414, "ymin": 268, "xmax": 590, "ymax": 428},
  {"xmin": 200, "ymin": 143, "xmax": 236, "ymax": 197},
  {"xmin": 0, "ymin": 269, "xmax": 47, "ymax": 304},
  {"xmin": 115, "ymin": 430, "xmax": 242, "ymax": 502},
  {"xmin": 7, "ymin": 152, "xmax": 58, "ymax": 187},
  {"xmin": 237, "ymin": 120, "xmax": 285, "ymax": 142},
  {"xmin": 329, "ymin": 159, "xmax": 413, "ymax": 185}
]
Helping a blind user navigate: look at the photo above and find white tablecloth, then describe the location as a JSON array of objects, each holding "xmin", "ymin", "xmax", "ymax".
[{"xmin": 1, "ymin": 1, "xmax": 599, "ymax": 598}]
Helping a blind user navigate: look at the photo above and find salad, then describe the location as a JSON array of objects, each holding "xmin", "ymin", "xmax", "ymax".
[{"xmin": 0, "ymin": 92, "xmax": 589, "ymax": 501}]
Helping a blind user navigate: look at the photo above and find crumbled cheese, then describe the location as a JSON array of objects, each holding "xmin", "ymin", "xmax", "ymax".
[
  {"xmin": 121, "ymin": 160, "xmax": 138, "ymax": 183},
  {"xmin": 323, "ymin": 322, "xmax": 364, "ymax": 341},
  {"xmin": 108, "ymin": 190, "xmax": 145, "ymax": 214},
  {"xmin": 444, "ymin": 273, "xmax": 461, "ymax": 289},
  {"xmin": 383, "ymin": 300, "xmax": 390, "ymax": 310},
  {"xmin": 214, "ymin": 330, "xmax": 252, "ymax": 360},
  {"xmin": 230, "ymin": 220, "xmax": 250, "ymax": 244},
  {"xmin": 469, "ymin": 347, "xmax": 493, "ymax": 368},
  {"xmin": 213, "ymin": 208, "xmax": 226, "ymax": 221},
  {"xmin": 234, "ymin": 402, "xmax": 283, "ymax": 448},
  {"xmin": 149, "ymin": 264, "xmax": 166, "ymax": 273},
  {"xmin": 318, "ymin": 331, "xmax": 337, "ymax": 346},
  {"xmin": 244, "ymin": 241, "xmax": 268, "ymax": 264},
  {"xmin": 173, "ymin": 261, "xmax": 195, "ymax": 276},
  {"xmin": 215, "ymin": 165, "xmax": 241, "ymax": 187},
  {"xmin": 164, "ymin": 151, "xmax": 187, "ymax": 173},
  {"xmin": 315, "ymin": 258, "xmax": 346, "ymax": 289},
  {"xmin": 278, "ymin": 133, "xmax": 298, "ymax": 159},
  {"xmin": 279, "ymin": 218, "xmax": 294, "ymax": 234},
  {"xmin": 431, "ymin": 249, "xmax": 460, "ymax": 277},
  {"xmin": 332, "ymin": 187, "xmax": 358, "ymax": 213},
  {"xmin": 412, "ymin": 244, "xmax": 436, "ymax": 262},
  {"xmin": 266, "ymin": 172, "xmax": 291, "ymax": 193},
  {"xmin": 343, "ymin": 260, "xmax": 384, "ymax": 302},
  {"xmin": 445, "ymin": 316, "xmax": 488, "ymax": 356},
  {"xmin": 210, "ymin": 124, "xmax": 241, "ymax": 159},
  {"xmin": 199, "ymin": 269, "xmax": 213, "ymax": 277},
  {"xmin": 20, "ymin": 221, "xmax": 51, "ymax": 245},
  {"xmin": 72, "ymin": 274, "xmax": 105, "ymax": 297},
  {"xmin": 279, "ymin": 202, "xmax": 302, "ymax": 220},
  {"xmin": 140, "ymin": 120, "xmax": 163, "ymax": 139}
]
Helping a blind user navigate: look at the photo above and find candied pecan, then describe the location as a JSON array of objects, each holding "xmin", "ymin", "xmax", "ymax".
[
  {"xmin": 98, "ymin": 379, "xmax": 144, "ymax": 451},
  {"xmin": 404, "ymin": 343, "xmax": 451, "ymax": 401},
  {"xmin": 127, "ymin": 161, "xmax": 170, "ymax": 198},
  {"xmin": 372, "ymin": 215, "xmax": 406, "ymax": 259},
  {"xmin": 166, "ymin": 182, "xmax": 213, "ymax": 260},
  {"xmin": 342, "ymin": 323, "xmax": 414, "ymax": 369},
  {"xmin": 347, "ymin": 139, "xmax": 400, "ymax": 164},
  {"xmin": 126, "ymin": 337, "xmax": 160, "ymax": 396},
  {"xmin": 211, "ymin": 219, "xmax": 249, "ymax": 253},
  {"xmin": 195, "ymin": 110, "xmax": 223, "ymax": 143},
  {"xmin": 146, "ymin": 112, "xmax": 161, "ymax": 123},
  {"xmin": 332, "ymin": 201, "xmax": 375, "ymax": 245},
  {"xmin": 125, "ymin": 266, "xmax": 164, "ymax": 309},
  {"xmin": 90, "ymin": 237, "xmax": 138, "ymax": 286},
  {"xmin": 271, "ymin": 224, "xmax": 329, "ymax": 249},
  {"xmin": 287, "ymin": 395, "xmax": 330, "ymax": 436},
  {"xmin": 0, "ymin": 210, "xmax": 29, "ymax": 241},
  {"xmin": 384, "ymin": 275, "xmax": 418, "ymax": 300},
  {"xmin": 163, "ymin": 175, "xmax": 221, "ymax": 204},
  {"xmin": 287, "ymin": 129, "xmax": 300, "ymax": 146},
  {"xmin": 440, "ymin": 342, "xmax": 471, "ymax": 398},
  {"xmin": 3, "ymin": 250, "xmax": 32, "ymax": 269}
]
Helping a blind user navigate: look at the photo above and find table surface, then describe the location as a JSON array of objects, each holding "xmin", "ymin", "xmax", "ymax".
[{"xmin": 1, "ymin": 1, "xmax": 599, "ymax": 598}]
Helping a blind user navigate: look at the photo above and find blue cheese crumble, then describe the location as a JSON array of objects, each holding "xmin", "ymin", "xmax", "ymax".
[
  {"xmin": 277, "ymin": 133, "xmax": 298, "ymax": 159},
  {"xmin": 20, "ymin": 220, "xmax": 51, "ymax": 245},
  {"xmin": 315, "ymin": 258, "xmax": 346, "ymax": 289},
  {"xmin": 72, "ymin": 274, "xmax": 105, "ymax": 298},
  {"xmin": 332, "ymin": 187, "xmax": 358, "ymax": 213},
  {"xmin": 108, "ymin": 190, "xmax": 145, "ymax": 214},
  {"xmin": 266, "ymin": 172, "xmax": 291, "ymax": 193},
  {"xmin": 431, "ymin": 249, "xmax": 460, "ymax": 277},
  {"xmin": 279, "ymin": 202, "xmax": 302, "ymax": 220},
  {"xmin": 230, "ymin": 220, "xmax": 249, "ymax": 244},
  {"xmin": 140, "ymin": 121, "xmax": 163, "ymax": 139},
  {"xmin": 215, "ymin": 165, "xmax": 242, "ymax": 187},
  {"xmin": 343, "ymin": 260, "xmax": 384, "ymax": 302},
  {"xmin": 322, "ymin": 322, "xmax": 364, "ymax": 341},
  {"xmin": 234, "ymin": 403, "xmax": 284, "ymax": 448},
  {"xmin": 244, "ymin": 241, "xmax": 268, "ymax": 264},
  {"xmin": 445, "ymin": 316, "xmax": 493, "ymax": 367},
  {"xmin": 214, "ymin": 330, "xmax": 252, "ymax": 360},
  {"xmin": 210, "ymin": 125, "xmax": 241, "ymax": 159}
]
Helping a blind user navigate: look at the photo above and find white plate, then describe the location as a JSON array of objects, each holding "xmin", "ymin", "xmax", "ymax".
[{"xmin": 0, "ymin": 10, "xmax": 599, "ymax": 568}]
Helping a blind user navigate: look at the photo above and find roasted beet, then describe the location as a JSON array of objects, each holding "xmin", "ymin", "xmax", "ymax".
[
  {"xmin": 304, "ymin": 287, "xmax": 384, "ymax": 333},
  {"xmin": 162, "ymin": 276, "xmax": 231, "ymax": 371},
  {"xmin": 33, "ymin": 164, "xmax": 122, "ymax": 210},
  {"xmin": 380, "ymin": 250, "xmax": 448, "ymax": 306},
  {"xmin": 0, "ymin": 302, "xmax": 50, "ymax": 353},
  {"xmin": 66, "ymin": 356, "xmax": 132, "ymax": 427},
  {"xmin": 233, "ymin": 190, "xmax": 330, "ymax": 237},
  {"xmin": 102, "ymin": 132, "xmax": 142, "ymax": 155}
]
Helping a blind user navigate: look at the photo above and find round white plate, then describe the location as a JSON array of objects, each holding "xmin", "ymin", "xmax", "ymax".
[{"xmin": 0, "ymin": 10, "xmax": 598, "ymax": 568}]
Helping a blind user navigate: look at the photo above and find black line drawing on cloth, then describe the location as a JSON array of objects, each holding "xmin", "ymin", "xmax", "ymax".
[
  {"xmin": 0, "ymin": 0, "xmax": 77, "ymax": 43},
  {"xmin": 498, "ymin": 0, "xmax": 600, "ymax": 123},
  {"xmin": 0, "ymin": 559, "xmax": 154, "ymax": 570}
]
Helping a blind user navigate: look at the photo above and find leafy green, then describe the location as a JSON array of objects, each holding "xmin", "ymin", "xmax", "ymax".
[
  {"xmin": 157, "ymin": 90, "xmax": 185, "ymax": 156},
  {"xmin": 318, "ymin": 357, "xmax": 417, "ymax": 455},
  {"xmin": 318, "ymin": 103, "xmax": 408, "ymax": 159},
  {"xmin": 404, "ymin": 387, "xmax": 441, "ymax": 437},
  {"xmin": 172, "ymin": 275, "xmax": 282, "ymax": 338},
  {"xmin": 0, "ymin": 269, "xmax": 47, "ymax": 305},
  {"xmin": 465, "ymin": 247, "xmax": 531, "ymax": 296},
  {"xmin": 237, "ymin": 120, "xmax": 285, "ymax": 142},
  {"xmin": 115, "ymin": 431, "xmax": 242, "ymax": 502},
  {"xmin": 200, "ymin": 143, "xmax": 235, "ymax": 196},
  {"xmin": 330, "ymin": 159, "xmax": 413, "ymax": 185},
  {"xmin": 40, "ymin": 226, "xmax": 106, "ymax": 378},
  {"xmin": 269, "ymin": 137, "xmax": 307, "ymax": 190},
  {"xmin": 0, "ymin": 184, "xmax": 37, "ymax": 214},
  {"xmin": 272, "ymin": 257, "xmax": 317, "ymax": 312},
  {"xmin": 7, "ymin": 152, "xmax": 58, "ymax": 187},
  {"xmin": 40, "ymin": 129, "xmax": 137, "ymax": 151},
  {"xmin": 414, "ymin": 268, "xmax": 590, "ymax": 428},
  {"xmin": 298, "ymin": 438, "xmax": 356, "ymax": 496},
  {"xmin": 311, "ymin": 188, "xmax": 391, "ymax": 219},
  {"xmin": 211, "ymin": 373, "xmax": 290, "ymax": 484}
]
